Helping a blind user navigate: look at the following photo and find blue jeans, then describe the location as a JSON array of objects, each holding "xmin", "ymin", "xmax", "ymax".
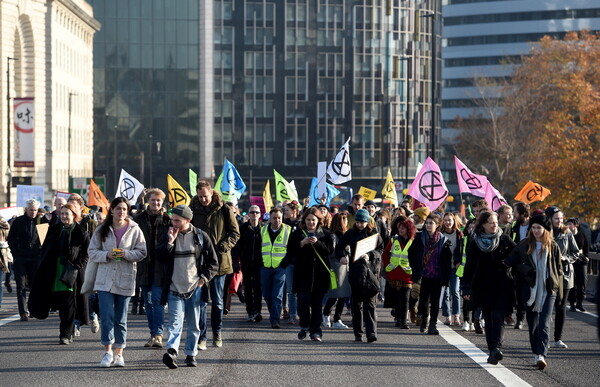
[
  {"xmin": 98, "ymin": 291, "xmax": 131, "ymax": 348},
  {"xmin": 442, "ymin": 269, "xmax": 461, "ymax": 317},
  {"xmin": 140, "ymin": 285, "xmax": 165, "ymax": 336},
  {"xmin": 525, "ymin": 293, "xmax": 556, "ymax": 357},
  {"xmin": 199, "ymin": 274, "xmax": 225, "ymax": 340},
  {"xmin": 284, "ymin": 265, "xmax": 297, "ymax": 318},
  {"xmin": 166, "ymin": 286, "xmax": 203, "ymax": 356},
  {"xmin": 260, "ymin": 267, "xmax": 286, "ymax": 324}
]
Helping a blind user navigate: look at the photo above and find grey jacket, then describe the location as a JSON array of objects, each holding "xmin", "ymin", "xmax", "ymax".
[{"xmin": 554, "ymin": 228, "xmax": 579, "ymax": 290}]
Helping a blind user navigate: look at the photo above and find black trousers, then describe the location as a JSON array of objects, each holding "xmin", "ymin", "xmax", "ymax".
[
  {"xmin": 417, "ymin": 277, "xmax": 444, "ymax": 326},
  {"xmin": 323, "ymin": 297, "xmax": 346, "ymax": 322},
  {"xmin": 390, "ymin": 286, "xmax": 411, "ymax": 324},
  {"xmin": 482, "ymin": 305, "xmax": 506, "ymax": 351},
  {"xmin": 554, "ymin": 287, "xmax": 570, "ymax": 342},
  {"xmin": 351, "ymin": 295, "xmax": 377, "ymax": 338},
  {"xmin": 242, "ymin": 267, "xmax": 262, "ymax": 316},
  {"xmin": 568, "ymin": 263, "xmax": 587, "ymax": 306},
  {"xmin": 13, "ymin": 257, "xmax": 40, "ymax": 316},
  {"xmin": 297, "ymin": 291, "xmax": 325, "ymax": 336},
  {"xmin": 53, "ymin": 290, "xmax": 76, "ymax": 339}
]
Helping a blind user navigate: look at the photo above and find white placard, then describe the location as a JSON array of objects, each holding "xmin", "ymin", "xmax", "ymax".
[
  {"xmin": 353, "ymin": 234, "xmax": 379, "ymax": 262},
  {"xmin": 16, "ymin": 185, "xmax": 44, "ymax": 208}
]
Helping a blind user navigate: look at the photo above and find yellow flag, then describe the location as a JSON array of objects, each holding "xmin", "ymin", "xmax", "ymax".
[
  {"xmin": 167, "ymin": 174, "xmax": 191, "ymax": 208},
  {"xmin": 263, "ymin": 180, "xmax": 273, "ymax": 213},
  {"xmin": 381, "ymin": 168, "xmax": 398, "ymax": 206},
  {"xmin": 358, "ymin": 186, "xmax": 377, "ymax": 201}
]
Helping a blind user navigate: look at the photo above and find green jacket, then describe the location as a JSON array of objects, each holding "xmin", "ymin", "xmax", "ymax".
[{"xmin": 190, "ymin": 192, "xmax": 240, "ymax": 276}]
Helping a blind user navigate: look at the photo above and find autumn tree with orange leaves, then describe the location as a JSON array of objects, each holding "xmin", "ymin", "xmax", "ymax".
[{"xmin": 455, "ymin": 31, "xmax": 600, "ymax": 219}]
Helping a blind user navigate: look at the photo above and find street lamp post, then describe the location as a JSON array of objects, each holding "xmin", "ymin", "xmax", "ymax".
[
  {"xmin": 421, "ymin": 7, "xmax": 439, "ymax": 161},
  {"xmin": 68, "ymin": 92, "xmax": 77, "ymax": 188},
  {"xmin": 399, "ymin": 55, "xmax": 411, "ymax": 191},
  {"xmin": 6, "ymin": 57, "xmax": 19, "ymax": 207}
]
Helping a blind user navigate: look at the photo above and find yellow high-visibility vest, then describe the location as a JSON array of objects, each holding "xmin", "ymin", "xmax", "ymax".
[
  {"xmin": 261, "ymin": 224, "xmax": 291, "ymax": 268},
  {"xmin": 387, "ymin": 238, "xmax": 413, "ymax": 274},
  {"xmin": 456, "ymin": 236, "xmax": 468, "ymax": 278}
]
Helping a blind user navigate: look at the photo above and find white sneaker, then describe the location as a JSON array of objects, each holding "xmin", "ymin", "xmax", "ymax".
[
  {"xmin": 91, "ymin": 317, "xmax": 100, "ymax": 333},
  {"xmin": 462, "ymin": 322, "xmax": 471, "ymax": 331},
  {"xmin": 100, "ymin": 351, "xmax": 113, "ymax": 368},
  {"xmin": 322, "ymin": 315, "xmax": 331, "ymax": 328},
  {"xmin": 74, "ymin": 327, "xmax": 81, "ymax": 337},
  {"xmin": 197, "ymin": 340, "xmax": 207, "ymax": 351},
  {"xmin": 553, "ymin": 340, "xmax": 568, "ymax": 348},
  {"xmin": 536, "ymin": 354, "xmax": 547, "ymax": 370},
  {"xmin": 113, "ymin": 353, "xmax": 125, "ymax": 367},
  {"xmin": 469, "ymin": 322, "xmax": 475, "ymax": 331},
  {"xmin": 331, "ymin": 320, "xmax": 349, "ymax": 329}
]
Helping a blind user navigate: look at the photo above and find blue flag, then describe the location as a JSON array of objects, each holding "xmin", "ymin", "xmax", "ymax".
[
  {"xmin": 219, "ymin": 159, "xmax": 246, "ymax": 199},
  {"xmin": 308, "ymin": 177, "xmax": 341, "ymax": 207}
]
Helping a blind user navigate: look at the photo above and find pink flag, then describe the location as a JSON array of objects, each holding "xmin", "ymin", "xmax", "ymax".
[
  {"xmin": 249, "ymin": 196, "xmax": 266, "ymax": 215},
  {"xmin": 407, "ymin": 157, "xmax": 448, "ymax": 211},
  {"xmin": 484, "ymin": 180, "xmax": 508, "ymax": 211},
  {"xmin": 454, "ymin": 156, "xmax": 487, "ymax": 197}
]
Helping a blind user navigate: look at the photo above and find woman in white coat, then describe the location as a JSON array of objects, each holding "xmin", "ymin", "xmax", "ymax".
[{"xmin": 87, "ymin": 197, "xmax": 146, "ymax": 368}]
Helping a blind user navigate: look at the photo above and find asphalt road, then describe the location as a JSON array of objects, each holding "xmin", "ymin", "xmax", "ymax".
[{"xmin": 0, "ymin": 283, "xmax": 598, "ymax": 387}]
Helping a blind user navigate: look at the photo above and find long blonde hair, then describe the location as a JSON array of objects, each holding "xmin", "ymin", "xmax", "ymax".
[{"xmin": 526, "ymin": 227, "xmax": 553, "ymax": 255}]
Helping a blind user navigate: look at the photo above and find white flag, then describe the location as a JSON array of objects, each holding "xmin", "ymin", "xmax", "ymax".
[
  {"xmin": 115, "ymin": 169, "xmax": 145, "ymax": 206},
  {"xmin": 327, "ymin": 137, "xmax": 352, "ymax": 184}
]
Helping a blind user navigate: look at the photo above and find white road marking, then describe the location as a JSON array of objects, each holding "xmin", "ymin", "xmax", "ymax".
[
  {"xmin": 438, "ymin": 322, "xmax": 532, "ymax": 387},
  {"xmin": 0, "ymin": 314, "xmax": 20, "ymax": 327}
]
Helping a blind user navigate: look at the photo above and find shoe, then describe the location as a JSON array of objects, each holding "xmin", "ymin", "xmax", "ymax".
[
  {"xmin": 282, "ymin": 307, "xmax": 290, "ymax": 320},
  {"xmin": 311, "ymin": 334, "xmax": 322, "ymax": 342},
  {"xmin": 487, "ymin": 348, "xmax": 503, "ymax": 365},
  {"xmin": 288, "ymin": 315, "xmax": 298, "ymax": 325},
  {"xmin": 504, "ymin": 315, "xmax": 515, "ymax": 326},
  {"xmin": 536, "ymin": 355, "xmax": 547, "ymax": 370},
  {"xmin": 553, "ymin": 340, "xmax": 568, "ymax": 348},
  {"xmin": 246, "ymin": 314, "xmax": 255, "ymax": 322},
  {"xmin": 223, "ymin": 309, "xmax": 229, "ymax": 315},
  {"xmin": 322, "ymin": 315, "xmax": 331, "ymax": 328},
  {"xmin": 20, "ymin": 313, "xmax": 29, "ymax": 322},
  {"xmin": 91, "ymin": 317, "xmax": 100, "ymax": 333},
  {"xmin": 74, "ymin": 327, "xmax": 81, "ymax": 337},
  {"xmin": 144, "ymin": 337, "xmax": 154, "ymax": 347},
  {"xmin": 462, "ymin": 322, "xmax": 471, "ymax": 331},
  {"xmin": 213, "ymin": 333, "xmax": 223, "ymax": 347},
  {"xmin": 474, "ymin": 320, "xmax": 484, "ymax": 334},
  {"xmin": 298, "ymin": 329, "xmax": 307, "ymax": 340},
  {"xmin": 576, "ymin": 304, "xmax": 586, "ymax": 312},
  {"xmin": 427, "ymin": 324, "xmax": 439, "ymax": 335},
  {"xmin": 113, "ymin": 354, "xmax": 125, "ymax": 367},
  {"xmin": 4, "ymin": 282, "xmax": 12, "ymax": 293},
  {"xmin": 138, "ymin": 306, "xmax": 146, "ymax": 315},
  {"xmin": 332, "ymin": 320, "xmax": 349, "ymax": 329},
  {"xmin": 444, "ymin": 317, "xmax": 451, "ymax": 325},
  {"xmin": 59, "ymin": 337, "xmax": 71, "ymax": 345},
  {"xmin": 163, "ymin": 348, "xmax": 178, "ymax": 369},
  {"xmin": 253, "ymin": 314, "xmax": 263, "ymax": 323},
  {"xmin": 367, "ymin": 335, "xmax": 377, "ymax": 343},
  {"xmin": 395, "ymin": 322, "xmax": 410, "ymax": 329},
  {"xmin": 152, "ymin": 335, "xmax": 163, "ymax": 348},
  {"xmin": 469, "ymin": 322, "xmax": 475, "ymax": 331},
  {"xmin": 514, "ymin": 320, "xmax": 524, "ymax": 330},
  {"xmin": 271, "ymin": 323, "xmax": 280, "ymax": 329},
  {"xmin": 569, "ymin": 305, "xmax": 577, "ymax": 312},
  {"xmin": 100, "ymin": 351, "xmax": 114, "ymax": 368},
  {"xmin": 354, "ymin": 335, "xmax": 363, "ymax": 342},
  {"xmin": 452, "ymin": 315, "xmax": 461, "ymax": 326},
  {"xmin": 409, "ymin": 309, "xmax": 417, "ymax": 324},
  {"xmin": 197, "ymin": 340, "xmax": 207, "ymax": 351},
  {"xmin": 185, "ymin": 355, "xmax": 197, "ymax": 367},
  {"xmin": 419, "ymin": 317, "xmax": 428, "ymax": 333}
]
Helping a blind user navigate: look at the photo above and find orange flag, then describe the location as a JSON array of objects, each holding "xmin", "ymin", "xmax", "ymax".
[
  {"xmin": 514, "ymin": 181, "xmax": 551, "ymax": 204},
  {"xmin": 88, "ymin": 179, "xmax": 110, "ymax": 212}
]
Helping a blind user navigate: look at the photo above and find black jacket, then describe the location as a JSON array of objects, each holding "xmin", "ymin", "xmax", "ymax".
[
  {"xmin": 133, "ymin": 209, "xmax": 171, "ymax": 286},
  {"xmin": 28, "ymin": 223, "xmax": 89, "ymax": 322},
  {"xmin": 235, "ymin": 221, "xmax": 263, "ymax": 272},
  {"xmin": 461, "ymin": 233, "xmax": 515, "ymax": 309},
  {"xmin": 7, "ymin": 214, "xmax": 41, "ymax": 259},
  {"xmin": 156, "ymin": 226, "xmax": 219, "ymax": 305},
  {"xmin": 287, "ymin": 228, "xmax": 334, "ymax": 295}
]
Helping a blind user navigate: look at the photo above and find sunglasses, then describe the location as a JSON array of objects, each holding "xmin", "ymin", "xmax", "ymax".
[{"xmin": 249, "ymin": 211, "xmax": 260, "ymax": 214}]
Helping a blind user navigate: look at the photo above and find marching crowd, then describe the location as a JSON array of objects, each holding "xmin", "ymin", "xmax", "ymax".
[{"xmin": 0, "ymin": 182, "xmax": 598, "ymax": 371}]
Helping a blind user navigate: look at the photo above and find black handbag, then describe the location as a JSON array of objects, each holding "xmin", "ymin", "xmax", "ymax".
[{"xmin": 60, "ymin": 262, "xmax": 79, "ymax": 288}]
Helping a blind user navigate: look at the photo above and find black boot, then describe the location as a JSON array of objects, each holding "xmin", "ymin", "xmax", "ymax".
[{"xmin": 427, "ymin": 321, "xmax": 439, "ymax": 335}]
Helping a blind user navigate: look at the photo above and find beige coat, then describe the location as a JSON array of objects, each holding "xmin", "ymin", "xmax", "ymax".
[{"xmin": 87, "ymin": 219, "xmax": 147, "ymax": 296}]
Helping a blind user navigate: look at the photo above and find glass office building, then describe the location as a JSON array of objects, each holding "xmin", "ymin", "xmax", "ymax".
[{"xmin": 92, "ymin": 0, "xmax": 440, "ymax": 200}]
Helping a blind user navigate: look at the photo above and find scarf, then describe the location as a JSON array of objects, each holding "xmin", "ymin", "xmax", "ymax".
[
  {"xmin": 527, "ymin": 242, "xmax": 548, "ymax": 313},
  {"xmin": 59, "ymin": 222, "xmax": 77, "ymax": 259},
  {"xmin": 423, "ymin": 231, "xmax": 440, "ymax": 265},
  {"xmin": 473, "ymin": 229, "xmax": 502, "ymax": 252}
]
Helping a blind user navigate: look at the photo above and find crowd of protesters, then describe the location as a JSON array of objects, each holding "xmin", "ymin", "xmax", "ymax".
[{"xmin": 1, "ymin": 185, "xmax": 599, "ymax": 371}]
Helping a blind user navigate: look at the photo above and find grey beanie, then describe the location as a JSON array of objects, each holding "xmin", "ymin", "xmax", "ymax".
[{"xmin": 171, "ymin": 204, "xmax": 193, "ymax": 220}]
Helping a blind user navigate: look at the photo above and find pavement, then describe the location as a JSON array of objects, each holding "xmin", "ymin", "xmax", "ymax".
[{"xmin": 0, "ymin": 281, "xmax": 599, "ymax": 387}]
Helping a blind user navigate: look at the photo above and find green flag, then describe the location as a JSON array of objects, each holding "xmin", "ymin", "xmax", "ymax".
[
  {"xmin": 273, "ymin": 169, "xmax": 298, "ymax": 203},
  {"xmin": 189, "ymin": 169, "xmax": 197, "ymax": 196},
  {"xmin": 214, "ymin": 171, "xmax": 235, "ymax": 202}
]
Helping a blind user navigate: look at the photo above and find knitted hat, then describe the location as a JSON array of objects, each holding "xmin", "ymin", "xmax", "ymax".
[
  {"xmin": 529, "ymin": 214, "xmax": 551, "ymax": 232},
  {"xmin": 413, "ymin": 206, "xmax": 431, "ymax": 221},
  {"xmin": 354, "ymin": 209, "xmax": 371, "ymax": 223},
  {"xmin": 364, "ymin": 200, "xmax": 376, "ymax": 207},
  {"xmin": 544, "ymin": 206, "xmax": 560, "ymax": 220},
  {"xmin": 171, "ymin": 205, "xmax": 193, "ymax": 220}
]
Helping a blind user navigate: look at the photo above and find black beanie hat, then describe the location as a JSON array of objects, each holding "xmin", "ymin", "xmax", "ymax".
[
  {"xmin": 529, "ymin": 214, "xmax": 551, "ymax": 232},
  {"xmin": 544, "ymin": 206, "xmax": 560, "ymax": 220}
]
